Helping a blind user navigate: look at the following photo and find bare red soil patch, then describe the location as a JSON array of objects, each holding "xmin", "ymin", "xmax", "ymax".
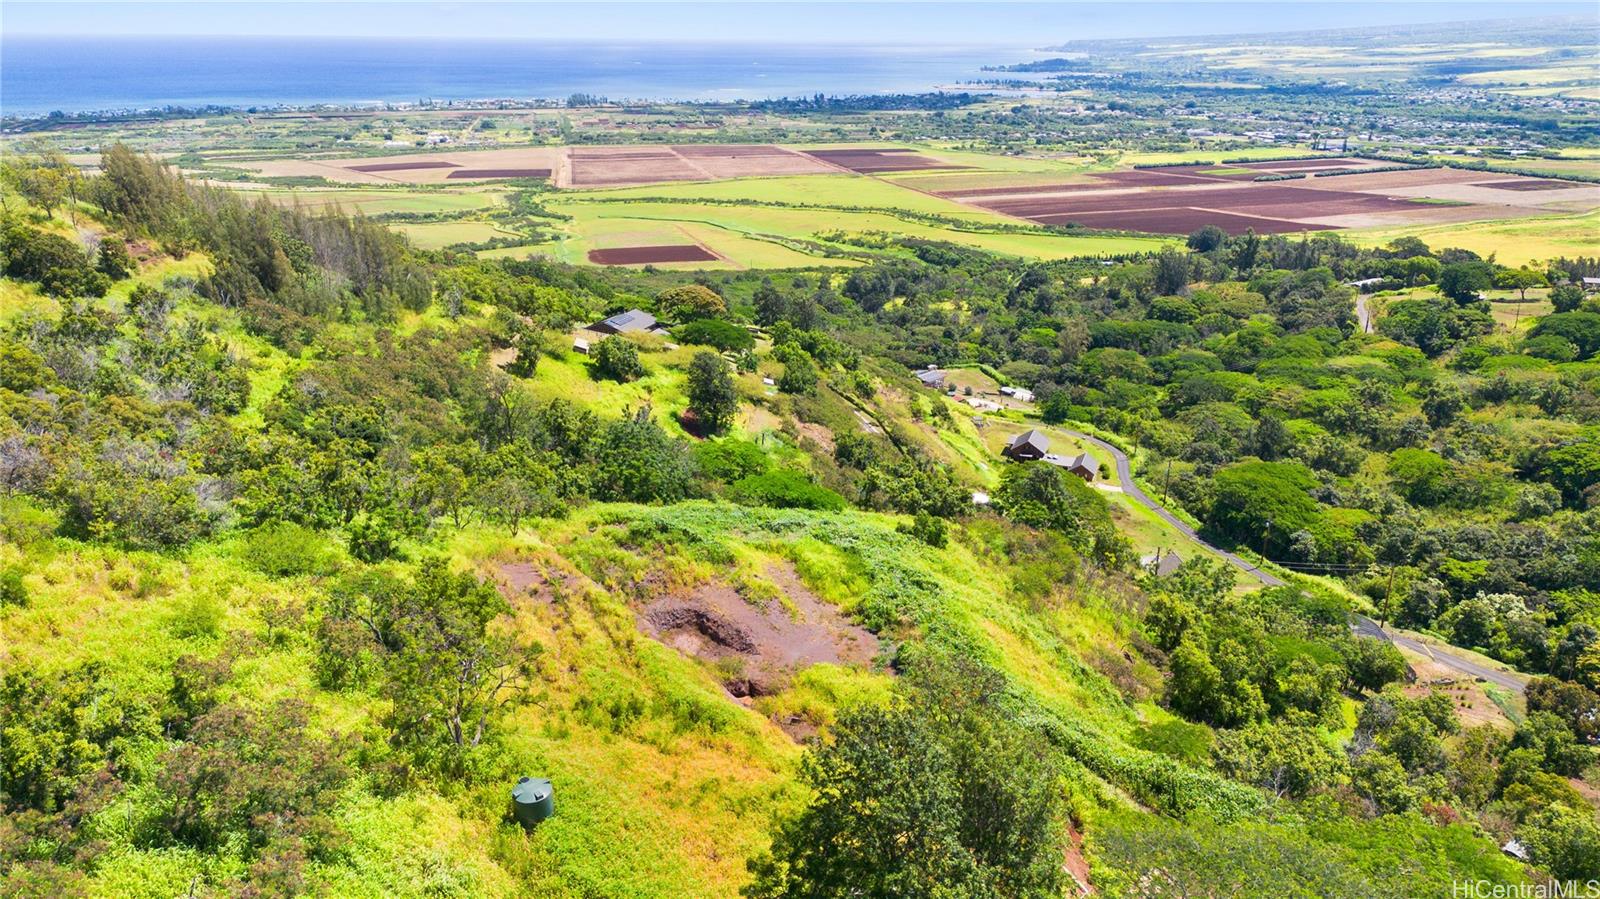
[
  {"xmin": 637, "ymin": 567, "xmax": 879, "ymax": 700},
  {"xmin": 445, "ymin": 168, "xmax": 551, "ymax": 180},
  {"xmin": 1477, "ymin": 178, "xmax": 1586, "ymax": 191},
  {"xmin": 803, "ymin": 148, "xmax": 965, "ymax": 173},
  {"xmin": 588, "ymin": 245, "xmax": 719, "ymax": 265},
  {"xmin": 671, "ymin": 144, "xmax": 791, "ymax": 158},
  {"xmin": 968, "ymin": 181, "xmax": 1420, "ymax": 234},
  {"xmin": 1036, "ymin": 208, "xmax": 1331, "ymax": 235},
  {"xmin": 349, "ymin": 160, "xmax": 462, "ymax": 173}
]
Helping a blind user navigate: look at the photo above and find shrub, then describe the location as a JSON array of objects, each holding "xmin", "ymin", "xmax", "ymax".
[
  {"xmin": 693, "ymin": 438, "xmax": 769, "ymax": 483},
  {"xmin": 0, "ymin": 565, "xmax": 28, "ymax": 608},
  {"xmin": 592, "ymin": 335, "xmax": 645, "ymax": 381},
  {"xmin": 240, "ymin": 522, "xmax": 342, "ymax": 578},
  {"xmin": 729, "ymin": 470, "xmax": 847, "ymax": 511},
  {"xmin": 675, "ymin": 318, "xmax": 753, "ymax": 351}
]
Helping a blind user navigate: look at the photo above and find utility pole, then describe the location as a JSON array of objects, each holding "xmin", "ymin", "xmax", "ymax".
[{"xmin": 1163, "ymin": 459, "xmax": 1173, "ymax": 503}]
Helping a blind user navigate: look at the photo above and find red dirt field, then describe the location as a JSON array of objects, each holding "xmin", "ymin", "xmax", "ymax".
[
  {"xmin": 802, "ymin": 148, "xmax": 965, "ymax": 173},
  {"xmin": 349, "ymin": 160, "xmax": 461, "ymax": 173},
  {"xmin": 444, "ymin": 168, "xmax": 552, "ymax": 180},
  {"xmin": 671, "ymin": 144, "xmax": 792, "ymax": 158},
  {"xmin": 975, "ymin": 184, "xmax": 1418, "ymax": 220},
  {"xmin": 1037, "ymin": 208, "xmax": 1333, "ymax": 234},
  {"xmin": 587, "ymin": 245, "xmax": 720, "ymax": 265}
]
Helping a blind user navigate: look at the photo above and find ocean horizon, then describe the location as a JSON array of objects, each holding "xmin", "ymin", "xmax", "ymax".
[{"xmin": 0, "ymin": 36, "xmax": 1038, "ymax": 116}]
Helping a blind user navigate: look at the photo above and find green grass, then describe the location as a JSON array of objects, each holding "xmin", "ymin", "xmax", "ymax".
[
  {"xmin": 541, "ymin": 198, "xmax": 1168, "ymax": 268},
  {"xmin": 1345, "ymin": 207, "xmax": 1600, "ymax": 266},
  {"xmin": 245, "ymin": 187, "xmax": 507, "ymax": 216},
  {"xmin": 395, "ymin": 220, "xmax": 523, "ymax": 249}
]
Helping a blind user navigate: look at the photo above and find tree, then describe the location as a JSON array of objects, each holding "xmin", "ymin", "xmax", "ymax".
[
  {"xmin": 1207, "ymin": 461, "xmax": 1321, "ymax": 557},
  {"xmin": 1187, "ymin": 225, "xmax": 1227, "ymax": 253},
  {"xmin": 1211, "ymin": 724, "xmax": 1346, "ymax": 798},
  {"xmin": 592, "ymin": 407, "xmax": 698, "ymax": 503},
  {"xmin": 1437, "ymin": 261, "xmax": 1494, "ymax": 304},
  {"xmin": 753, "ymin": 279, "xmax": 788, "ymax": 326},
  {"xmin": 322, "ymin": 560, "xmax": 540, "ymax": 777},
  {"xmin": 778, "ymin": 353, "xmax": 818, "ymax": 395},
  {"xmin": 686, "ymin": 351, "xmax": 738, "ymax": 434},
  {"xmin": 1494, "ymin": 267, "xmax": 1545, "ymax": 301},
  {"xmin": 1550, "ymin": 284, "xmax": 1585, "ymax": 314},
  {"xmin": 744, "ymin": 656, "xmax": 1068, "ymax": 899},
  {"xmin": 95, "ymin": 236, "xmax": 134, "ymax": 280},
  {"xmin": 994, "ymin": 461, "xmax": 1122, "ymax": 561},
  {"xmin": 659, "ymin": 283, "xmax": 726, "ymax": 320},
  {"xmin": 503, "ymin": 329, "xmax": 545, "ymax": 378},
  {"xmin": 1154, "ymin": 247, "xmax": 1190, "ymax": 295},
  {"xmin": 592, "ymin": 334, "xmax": 645, "ymax": 381},
  {"xmin": 1341, "ymin": 637, "xmax": 1408, "ymax": 693}
]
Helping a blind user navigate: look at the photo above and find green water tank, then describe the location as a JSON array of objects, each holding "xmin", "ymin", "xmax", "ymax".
[{"xmin": 511, "ymin": 777, "xmax": 554, "ymax": 828}]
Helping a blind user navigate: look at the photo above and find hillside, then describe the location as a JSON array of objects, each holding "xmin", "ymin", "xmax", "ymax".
[{"xmin": 2, "ymin": 146, "xmax": 1597, "ymax": 897}]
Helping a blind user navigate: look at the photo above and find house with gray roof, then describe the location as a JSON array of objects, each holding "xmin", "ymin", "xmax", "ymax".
[
  {"xmin": 1003, "ymin": 429, "xmax": 1050, "ymax": 462},
  {"xmin": 588, "ymin": 309, "xmax": 666, "ymax": 335}
]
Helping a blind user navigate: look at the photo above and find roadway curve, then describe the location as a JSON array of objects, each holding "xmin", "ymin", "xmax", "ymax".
[
  {"xmin": 1059, "ymin": 428, "xmax": 1528, "ymax": 693},
  {"xmin": 1058, "ymin": 429, "xmax": 1285, "ymax": 587}
]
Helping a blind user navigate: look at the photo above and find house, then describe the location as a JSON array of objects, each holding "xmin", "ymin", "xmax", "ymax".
[
  {"xmin": 1003, "ymin": 429, "xmax": 1050, "ymax": 462},
  {"xmin": 1502, "ymin": 839, "xmax": 1529, "ymax": 862},
  {"xmin": 965, "ymin": 397, "xmax": 1002, "ymax": 413},
  {"xmin": 588, "ymin": 309, "xmax": 666, "ymax": 335},
  {"xmin": 572, "ymin": 337, "xmax": 591, "ymax": 355},
  {"xmin": 915, "ymin": 368, "xmax": 947, "ymax": 389},
  {"xmin": 1141, "ymin": 550, "xmax": 1184, "ymax": 578},
  {"xmin": 1346, "ymin": 277, "xmax": 1384, "ymax": 291},
  {"xmin": 1011, "ymin": 388, "xmax": 1035, "ymax": 403},
  {"xmin": 1044, "ymin": 451, "xmax": 1096, "ymax": 481},
  {"xmin": 1582, "ymin": 277, "xmax": 1600, "ymax": 292}
]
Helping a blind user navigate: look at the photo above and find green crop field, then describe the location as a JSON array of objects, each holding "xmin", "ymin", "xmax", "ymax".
[{"xmin": 395, "ymin": 220, "xmax": 523, "ymax": 249}]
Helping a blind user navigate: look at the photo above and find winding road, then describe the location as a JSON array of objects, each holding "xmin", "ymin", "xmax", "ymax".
[{"xmin": 1058, "ymin": 427, "xmax": 1528, "ymax": 693}]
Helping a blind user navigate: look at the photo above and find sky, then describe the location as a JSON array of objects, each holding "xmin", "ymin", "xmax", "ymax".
[{"xmin": 5, "ymin": 1, "xmax": 1596, "ymax": 45}]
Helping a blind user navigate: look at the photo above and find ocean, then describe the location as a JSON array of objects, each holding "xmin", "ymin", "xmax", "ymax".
[{"xmin": 0, "ymin": 36, "xmax": 1036, "ymax": 116}]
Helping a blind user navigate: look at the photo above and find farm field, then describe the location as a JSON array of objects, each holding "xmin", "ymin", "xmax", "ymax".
[
  {"xmin": 221, "ymin": 144, "xmax": 1599, "ymax": 266},
  {"xmin": 247, "ymin": 186, "xmax": 508, "ymax": 215},
  {"xmin": 1344, "ymin": 207, "xmax": 1600, "ymax": 266},
  {"xmin": 533, "ymin": 198, "xmax": 1170, "ymax": 268},
  {"xmin": 392, "ymin": 220, "xmax": 524, "ymax": 250},
  {"xmin": 941, "ymin": 160, "xmax": 1600, "ymax": 236}
]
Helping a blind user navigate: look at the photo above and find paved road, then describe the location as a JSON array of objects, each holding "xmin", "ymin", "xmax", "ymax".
[
  {"xmin": 1058, "ymin": 429, "xmax": 1285, "ymax": 587},
  {"xmin": 1352, "ymin": 614, "xmax": 1528, "ymax": 693},
  {"xmin": 1356, "ymin": 294, "xmax": 1374, "ymax": 334},
  {"xmin": 1060, "ymin": 427, "xmax": 1528, "ymax": 693}
]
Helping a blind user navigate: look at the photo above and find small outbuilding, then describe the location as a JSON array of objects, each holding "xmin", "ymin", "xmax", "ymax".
[
  {"xmin": 915, "ymin": 368, "xmax": 948, "ymax": 389},
  {"xmin": 572, "ymin": 337, "xmax": 591, "ymax": 355},
  {"xmin": 589, "ymin": 309, "xmax": 666, "ymax": 335},
  {"xmin": 1044, "ymin": 451, "xmax": 1096, "ymax": 481},
  {"xmin": 1141, "ymin": 550, "xmax": 1184, "ymax": 578},
  {"xmin": 1003, "ymin": 429, "xmax": 1050, "ymax": 462}
]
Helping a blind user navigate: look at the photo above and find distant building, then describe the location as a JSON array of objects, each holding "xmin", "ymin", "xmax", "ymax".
[
  {"xmin": 915, "ymin": 368, "xmax": 948, "ymax": 389},
  {"xmin": 1346, "ymin": 277, "xmax": 1384, "ymax": 291},
  {"xmin": 965, "ymin": 397, "xmax": 1002, "ymax": 413},
  {"xmin": 1141, "ymin": 550, "xmax": 1184, "ymax": 578},
  {"xmin": 1003, "ymin": 429, "xmax": 1050, "ymax": 462},
  {"xmin": 972, "ymin": 491, "xmax": 991, "ymax": 506},
  {"xmin": 588, "ymin": 309, "xmax": 666, "ymax": 335},
  {"xmin": 572, "ymin": 337, "xmax": 591, "ymax": 355},
  {"xmin": 1011, "ymin": 388, "xmax": 1035, "ymax": 403},
  {"xmin": 1582, "ymin": 277, "xmax": 1600, "ymax": 292},
  {"xmin": 1044, "ymin": 451, "xmax": 1096, "ymax": 481}
]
